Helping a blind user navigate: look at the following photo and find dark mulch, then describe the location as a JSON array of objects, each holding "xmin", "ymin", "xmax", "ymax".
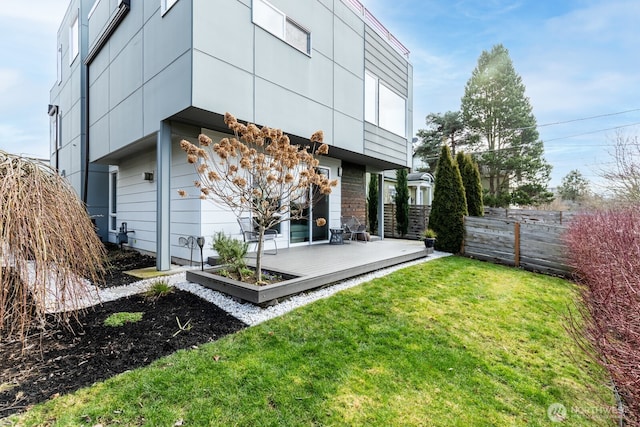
[
  {"xmin": 101, "ymin": 243, "xmax": 157, "ymax": 288},
  {"xmin": 0, "ymin": 246, "xmax": 247, "ymax": 418}
]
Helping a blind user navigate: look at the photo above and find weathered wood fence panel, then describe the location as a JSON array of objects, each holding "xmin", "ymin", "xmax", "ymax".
[
  {"xmin": 464, "ymin": 216, "xmax": 571, "ymax": 276},
  {"xmin": 463, "ymin": 217, "xmax": 517, "ymax": 266},
  {"xmin": 484, "ymin": 207, "xmax": 576, "ymax": 225},
  {"xmin": 383, "ymin": 204, "xmax": 430, "ymax": 240}
]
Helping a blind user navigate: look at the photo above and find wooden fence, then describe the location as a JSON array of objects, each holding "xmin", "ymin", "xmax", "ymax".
[
  {"xmin": 383, "ymin": 204, "xmax": 430, "ymax": 240},
  {"xmin": 483, "ymin": 207, "xmax": 577, "ymax": 225},
  {"xmin": 463, "ymin": 216, "xmax": 572, "ymax": 277}
]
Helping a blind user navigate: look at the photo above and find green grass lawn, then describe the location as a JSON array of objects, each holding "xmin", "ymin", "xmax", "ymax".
[{"xmin": 11, "ymin": 256, "xmax": 614, "ymax": 426}]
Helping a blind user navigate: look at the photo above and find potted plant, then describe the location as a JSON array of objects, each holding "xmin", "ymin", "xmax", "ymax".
[{"xmin": 422, "ymin": 229, "xmax": 437, "ymax": 249}]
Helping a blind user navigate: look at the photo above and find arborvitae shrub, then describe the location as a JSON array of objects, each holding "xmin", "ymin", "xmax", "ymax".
[
  {"xmin": 429, "ymin": 145, "xmax": 468, "ymax": 253},
  {"xmin": 395, "ymin": 168, "xmax": 410, "ymax": 237},
  {"xmin": 367, "ymin": 174, "xmax": 378, "ymax": 233},
  {"xmin": 456, "ymin": 151, "xmax": 484, "ymax": 217}
]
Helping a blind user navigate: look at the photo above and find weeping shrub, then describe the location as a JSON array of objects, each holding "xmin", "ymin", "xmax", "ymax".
[{"xmin": 0, "ymin": 151, "xmax": 105, "ymax": 347}]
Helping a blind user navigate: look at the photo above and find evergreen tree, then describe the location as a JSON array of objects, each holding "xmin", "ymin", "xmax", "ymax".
[
  {"xmin": 558, "ymin": 169, "xmax": 590, "ymax": 202},
  {"xmin": 395, "ymin": 168, "xmax": 410, "ymax": 237},
  {"xmin": 456, "ymin": 151, "xmax": 484, "ymax": 217},
  {"xmin": 461, "ymin": 44, "xmax": 552, "ymax": 206},
  {"xmin": 415, "ymin": 111, "xmax": 466, "ymax": 171},
  {"xmin": 367, "ymin": 173, "xmax": 379, "ymax": 233},
  {"xmin": 429, "ymin": 145, "xmax": 468, "ymax": 253}
]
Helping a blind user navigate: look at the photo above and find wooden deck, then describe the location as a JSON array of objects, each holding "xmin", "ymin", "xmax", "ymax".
[
  {"xmin": 255, "ymin": 238, "xmax": 429, "ymax": 277},
  {"xmin": 188, "ymin": 238, "xmax": 436, "ymax": 304}
]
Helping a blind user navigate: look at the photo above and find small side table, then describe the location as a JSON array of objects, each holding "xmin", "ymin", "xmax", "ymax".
[{"xmin": 329, "ymin": 228, "xmax": 344, "ymax": 245}]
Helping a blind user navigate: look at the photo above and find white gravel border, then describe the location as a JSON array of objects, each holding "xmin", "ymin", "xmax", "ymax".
[{"xmin": 84, "ymin": 251, "xmax": 450, "ymax": 325}]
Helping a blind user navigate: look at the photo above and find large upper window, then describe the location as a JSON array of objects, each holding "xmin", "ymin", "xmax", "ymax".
[
  {"xmin": 69, "ymin": 13, "xmax": 79, "ymax": 64},
  {"xmin": 364, "ymin": 71, "xmax": 406, "ymax": 137},
  {"xmin": 253, "ymin": 0, "xmax": 311, "ymax": 55}
]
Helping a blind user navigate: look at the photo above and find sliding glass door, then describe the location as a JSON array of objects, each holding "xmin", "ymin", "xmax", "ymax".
[{"xmin": 290, "ymin": 167, "xmax": 329, "ymax": 244}]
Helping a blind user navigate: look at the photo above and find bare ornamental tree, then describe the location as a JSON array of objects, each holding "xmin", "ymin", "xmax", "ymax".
[{"xmin": 179, "ymin": 113, "xmax": 337, "ymax": 283}]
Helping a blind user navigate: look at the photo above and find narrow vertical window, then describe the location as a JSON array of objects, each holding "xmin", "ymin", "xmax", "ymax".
[
  {"xmin": 364, "ymin": 72, "xmax": 377, "ymax": 124},
  {"xmin": 161, "ymin": 0, "xmax": 179, "ymax": 16},
  {"xmin": 109, "ymin": 169, "xmax": 118, "ymax": 231},
  {"xmin": 69, "ymin": 14, "xmax": 79, "ymax": 64},
  {"xmin": 49, "ymin": 109, "xmax": 59, "ymax": 153},
  {"xmin": 56, "ymin": 44, "xmax": 62, "ymax": 84}
]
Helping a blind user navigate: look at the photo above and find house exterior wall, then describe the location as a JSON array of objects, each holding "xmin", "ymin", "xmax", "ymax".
[
  {"xmin": 341, "ymin": 162, "xmax": 366, "ymax": 222},
  {"xmin": 51, "ymin": 0, "xmax": 413, "ymax": 260}
]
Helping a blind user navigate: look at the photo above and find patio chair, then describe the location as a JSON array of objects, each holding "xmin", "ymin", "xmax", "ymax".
[
  {"xmin": 341, "ymin": 216, "xmax": 367, "ymax": 243},
  {"xmin": 237, "ymin": 217, "xmax": 278, "ymax": 255}
]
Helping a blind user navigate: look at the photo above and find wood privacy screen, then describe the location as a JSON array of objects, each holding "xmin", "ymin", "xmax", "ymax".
[
  {"xmin": 463, "ymin": 216, "xmax": 572, "ymax": 277},
  {"xmin": 383, "ymin": 204, "xmax": 430, "ymax": 240}
]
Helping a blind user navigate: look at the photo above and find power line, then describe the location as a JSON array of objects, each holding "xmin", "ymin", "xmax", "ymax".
[
  {"xmin": 534, "ymin": 108, "xmax": 640, "ymax": 129},
  {"xmin": 544, "ymin": 121, "xmax": 640, "ymax": 142}
]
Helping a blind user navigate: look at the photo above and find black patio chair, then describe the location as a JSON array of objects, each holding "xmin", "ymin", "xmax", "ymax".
[{"xmin": 341, "ymin": 216, "xmax": 367, "ymax": 243}]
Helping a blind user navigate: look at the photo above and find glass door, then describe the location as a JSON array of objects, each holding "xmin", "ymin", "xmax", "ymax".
[{"xmin": 290, "ymin": 167, "xmax": 330, "ymax": 244}]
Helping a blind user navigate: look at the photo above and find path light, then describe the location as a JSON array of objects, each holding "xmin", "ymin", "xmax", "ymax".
[{"xmin": 196, "ymin": 236, "xmax": 205, "ymax": 271}]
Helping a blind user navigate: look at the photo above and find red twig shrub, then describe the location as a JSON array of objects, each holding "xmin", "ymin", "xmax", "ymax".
[{"xmin": 564, "ymin": 206, "xmax": 640, "ymax": 425}]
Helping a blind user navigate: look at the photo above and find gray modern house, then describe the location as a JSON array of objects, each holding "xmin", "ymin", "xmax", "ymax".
[{"xmin": 50, "ymin": 0, "xmax": 413, "ymax": 270}]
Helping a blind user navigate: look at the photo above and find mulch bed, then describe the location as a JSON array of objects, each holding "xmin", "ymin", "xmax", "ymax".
[{"xmin": 0, "ymin": 246, "xmax": 247, "ymax": 418}]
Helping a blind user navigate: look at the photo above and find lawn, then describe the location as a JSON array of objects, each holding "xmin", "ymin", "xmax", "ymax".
[{"xmin": 10, "ymin": 256, "xmax": 614, "ymax": 426}]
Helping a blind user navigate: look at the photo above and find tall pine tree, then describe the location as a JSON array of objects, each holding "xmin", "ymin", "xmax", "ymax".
[
  {"xmin": 461, "ymin": 44, "xmax": 551, "ymax": 207},
  {"xmin": 395, "ymin": 168, "xmax": 410, "ymax": 237},
  {"xmin": 429, "ymin": 145, "xmax": 467, "ymax": 253},
  {"xmin": 456, "ymin": 151, "xmax": 484, "ymax": 217}
]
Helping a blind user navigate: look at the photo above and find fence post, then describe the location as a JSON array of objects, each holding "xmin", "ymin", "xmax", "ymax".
[{"xmin": 514, "ymin": 221, "xmax": 520, "ymax": 267}]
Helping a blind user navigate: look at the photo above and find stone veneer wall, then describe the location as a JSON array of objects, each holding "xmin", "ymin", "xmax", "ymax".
[{"xmin": 340, "ymin": 162, "xmax": 366, "ymax": 222}]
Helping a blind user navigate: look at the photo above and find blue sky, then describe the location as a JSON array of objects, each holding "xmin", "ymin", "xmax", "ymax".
[{"xmin": 1, "ymin": 0, "xmax": 638, "ymax": 188}]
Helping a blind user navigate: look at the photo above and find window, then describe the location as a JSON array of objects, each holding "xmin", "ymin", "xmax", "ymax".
[
  {"xmin": 69, "ymin": 14, "xmax": 79, "ymax": 64},
  {"xmin": 379, "ymin": 83, "xmax": 406, "ymax": 137},
  {"xmin": 161, "ymin": 0, "xmax": 179, "ymax": 16},
  {"xmin": 109, "ymin": 168, "xmax": 118, "ymax": 231},
  {"xmin": 364, "ymin": 72, "xmax": 377, "ymax": 124},
  {"xmin": 364, "ymin": 71, "xmax": 406, "ymax": 137},
  {"xmin": 253, "ymin": 0, "xmax": 311, "ymax": 55},
  {"xmin": 56, "ymin": 44, "xmax": 62, "ymax": 84},
  {"xmin": 49, "ymin": 111, "xmax": 59, "ymax": 152}
]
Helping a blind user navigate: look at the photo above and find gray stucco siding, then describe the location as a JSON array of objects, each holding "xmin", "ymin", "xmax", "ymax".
[
  {"xmin": 108, "ymin": 31, "xmax": 143, "ymax": 109},
  {"xmin": 110, "ymin": 88, "xmax": 144, "ymax": 152},
  {"xmin": 192, "ymin": 1, "xmax": 253, "ymax": 74},
  {"xmin": 333, "ymin": 112, "xmax": 364, "ymax": 154},
  {"xmin": 254, "ymin": 32, "xmax": 334, "ymax": 108},
  {"xmin": 142, "ymin": 2, "xmax": 192, "ymax": 83},
  {"xmin": 191, "ymin": 51, "xmax": 254, "ymax": 123},
  {"xmin": 142, "ymin": 51, "xmax": 193, "ymax": 136},
  {"xmin": 333, "ymin": 65, "xmax": 364, "ymax": 120},
  {"xmin": 254, "ymin": 78, "xmax": 333, "ymax": 141}
]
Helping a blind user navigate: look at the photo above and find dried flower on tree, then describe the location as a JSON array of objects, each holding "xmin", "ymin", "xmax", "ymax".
[{"xmin": 179, "ymin": 112, "xmax": 336, "ymax": 283}]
